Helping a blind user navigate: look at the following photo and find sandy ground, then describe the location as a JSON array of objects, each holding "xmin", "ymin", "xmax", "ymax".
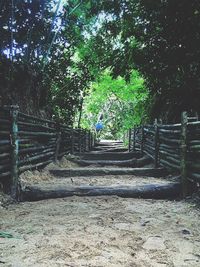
[
  {"xmin": 1, "ymin": 156, "xmax": 200, "ymax": 267},
  {"xmin": 0, "ymin": 196, "xmax": 200, "ymax": 267},
  {"xmin": 20, "ymin": 170, "xmax": 174, "ymax": 188},
  {"xmin": 23, "ymin": 175, "xmax": 173, "ymax": 188}
]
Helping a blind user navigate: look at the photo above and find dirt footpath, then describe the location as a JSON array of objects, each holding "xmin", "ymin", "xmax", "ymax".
[{"xmin": 1, "ymin": 196, "xmax": 200, "ymax": 267}]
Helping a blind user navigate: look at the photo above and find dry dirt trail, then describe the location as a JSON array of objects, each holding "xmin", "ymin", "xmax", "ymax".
[{"xmin": 1, "ymin": 140, "xmax": 200, "ymax": 267}]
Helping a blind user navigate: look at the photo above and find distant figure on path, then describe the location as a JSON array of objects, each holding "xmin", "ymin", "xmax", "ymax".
[
  {"xmin": 95, "ymin": 121, "xmax": 104, "ymax": 140},
  {"xmin": 95, "ymin": 121, "xmax": 104, "ymax": 133}
]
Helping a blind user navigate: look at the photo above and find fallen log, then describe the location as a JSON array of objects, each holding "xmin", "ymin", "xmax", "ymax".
[
  {"xmin": 71, "ymin": 158, "xmax": 137, "ymax": 167},
  {"xmin": 50, "ymin": 167, "xmax": 168, "ymax": 178},
  {"xmin": 76, "ymin": 152, "xmax": 141, "ymax": 160},
  {"xmin": 96, "ymin": 142, "xmax": 123, "ymax": 146},
  {"xmin": 95, "ymin": 142, "xmax": 119, "ymax": 147},
  {"xmin": 101, "ymin": 148, "xmax": 128, "ymax": 153},
  {"xmin": 21, "ymin": 182, "xmax": 181, "ymax": 202},
  {"xmin": 90, "ymin": 147, "xmax": 128, "ymax": 153},
  {"xmin": 70, "ymin": 155, "xmax": 151, "ymax": 168},
  {"xmin": 92, "ymin": 145, "xmax": 125, "ymax": 151}
]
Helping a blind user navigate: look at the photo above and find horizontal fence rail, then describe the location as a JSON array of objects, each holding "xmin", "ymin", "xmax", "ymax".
[
  {"xmin": 0, "ymin": 106, "xmax": 95, "ymax": 199},
  {"xmin": 128, "ymin": 112, "xmax": 200, "ymax": 197}
]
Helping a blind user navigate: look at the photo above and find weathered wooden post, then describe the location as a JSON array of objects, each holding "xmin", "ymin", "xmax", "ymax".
[
  {"xmin": 128, "ymin": 129, "xmax": 132, "ymax": 152},
  {"xmin": 180, "ymin": 111, "xmax": 189, "ymax": 197},
  {"xmin": 10, "ymin": 105, "xmax": 20, "ymax": 199},
  {"xmin": 154, "ymin": 119, "xmax": 159, "ymax": 168},
  {"xmin": 55, "ymin": 123, "xmax": 61, "ymax": 162}
]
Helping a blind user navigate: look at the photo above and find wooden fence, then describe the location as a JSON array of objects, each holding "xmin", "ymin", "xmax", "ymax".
[
  {"xmin": 0, "ymin": 105, "xmax": 95, "ymax": 199},
  {"xmin": 128, "ymin": 112, "xmax": 200, "ymax": 197}
]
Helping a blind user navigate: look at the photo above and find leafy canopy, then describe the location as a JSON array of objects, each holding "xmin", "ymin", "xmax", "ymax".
[
  {"xmin": 81, "ymin": 70, "xmax": 149, "ymax": 138},
  {"xmin": 1, "ymin": 0, "xmax": 199, "ymax": 125}
]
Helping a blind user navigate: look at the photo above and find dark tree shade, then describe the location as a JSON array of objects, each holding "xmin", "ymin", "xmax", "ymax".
[{"xmin": 85, "ymin": 0, "xmax": 200, "ymax": 122}]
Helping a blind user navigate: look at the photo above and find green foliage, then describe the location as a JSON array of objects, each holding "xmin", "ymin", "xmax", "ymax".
[
  {"xmin": 1, "ymin": 0, "xmax": 199, "ymax": 126},
  {"xmin": 81, "ymin": 70, "xmax": 149, "ymax": 138},
  {"xmin": 0, "ymin": 0, "xmax": 94, "ymax": 123},
  {"xmin": 83, "ymin": 0, "xmax": 200, "ymax": 122}
]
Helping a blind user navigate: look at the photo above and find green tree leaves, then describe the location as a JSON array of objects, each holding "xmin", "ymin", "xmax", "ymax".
[
  {"xmin": 81, "ymin": 70, "xmax": 149, "ymax": 138},
  {"xmin": 1, "ymin": 0, "xmax": 199, "ymax": 125},
  {"xmin": 82, "ymin": 0, "xmax": 200, "ymax": 122}
]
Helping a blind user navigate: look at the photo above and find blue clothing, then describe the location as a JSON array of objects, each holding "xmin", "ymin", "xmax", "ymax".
[{"xmin": 95, "ymin": 122, "xmax": 103, "ymax": 131}]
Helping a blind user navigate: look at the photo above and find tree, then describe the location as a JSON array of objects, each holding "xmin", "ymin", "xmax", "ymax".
[
  {"xmin": 0, "ymin": 0, "xmax": 94, "ymax": 124},
  {"xmin": 81, "ymin": 0, "xmax": 200, "ymax": 122},
  {"xmin": 1, "ymin": 0, "xmax": 199, "ymax": 125},
  {"xmin": 81, "ymin": 70, "xmax": 149, "ymax": 138}
]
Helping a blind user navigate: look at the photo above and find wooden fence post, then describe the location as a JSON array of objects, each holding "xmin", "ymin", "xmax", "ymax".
[
  {"xmin": 180, "ymin": 111, "xmax": 189, "ymax": 197},
  {"xmin": 10, "ymin": 105, "xmax": 20, "ymax": 199},
  {"xmin": 154, "ymin": 119, "xmax": 159, "ymax": 168},
  {"xmin": 128, "ymin": 129, "xmax": 132, "ymax": 152}
]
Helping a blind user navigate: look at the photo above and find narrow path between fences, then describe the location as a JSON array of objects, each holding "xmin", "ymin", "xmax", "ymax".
[
  {"xmin": 1, "ymin": 108, "xmax": 200, "ymax": 266},
  {"xmin": 1, "ymin": 107, "xmax": 199, "ymax": 201},
  {"xmin": 20, "ymin": 139, "xmax": 180, "ymax": 202},
  {"xmin": 1, "ymin": 140, "xmax": 200, "ymax": 266}
]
